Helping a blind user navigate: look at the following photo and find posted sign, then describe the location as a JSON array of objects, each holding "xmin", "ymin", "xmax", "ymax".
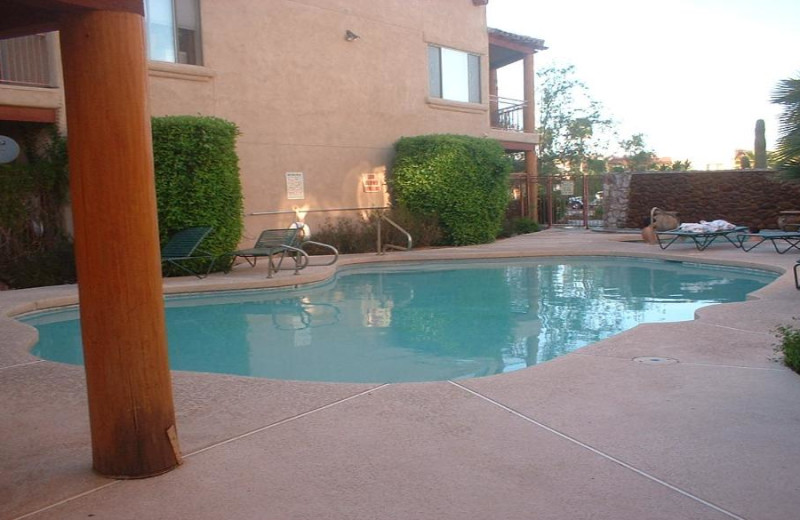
[
  {"xmin": 286, "ymin": 172, "xmax": 305, "ymax": 200},
  {"xmin": 362, "ymin": 173, "xmax": 382, "ymax": 193}
]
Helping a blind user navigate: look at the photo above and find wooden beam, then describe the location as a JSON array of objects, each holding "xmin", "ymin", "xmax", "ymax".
[
  {"xmin": 0, "ymin": 0, "xmax": 143, "ymax": 40},
  {"xmin": 0, "ymin": 105, "xmax": 57, "ymax": 123},
  {"xmin": 59, "ymin": 8, "xmax": 180, "ymax": 478}
]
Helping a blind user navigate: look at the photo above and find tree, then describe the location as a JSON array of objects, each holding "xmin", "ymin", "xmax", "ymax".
[
  {"xmin": 619, "ymin": 133, "xmax": 655, "ymax": 172},
  {"xmin": 537, "ymin": 65, "xmax": 614, "ymax": 175},
  {"xmin": 772, "ymin": 76, "xmax": 800, "ymax": 179}
]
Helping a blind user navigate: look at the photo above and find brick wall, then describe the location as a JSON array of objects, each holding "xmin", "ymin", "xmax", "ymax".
[{"xmin": 612, "ymin": 170, "xmax": 800, "ymax": 230}]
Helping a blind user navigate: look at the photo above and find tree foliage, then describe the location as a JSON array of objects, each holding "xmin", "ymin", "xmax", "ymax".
[
  {"xmin": 771, "ymin": 76, "xmax": 800, "ymax": 179},
  {"xmin": 536, "ymin": 65, "xmax": 615, "ymax": 175}
]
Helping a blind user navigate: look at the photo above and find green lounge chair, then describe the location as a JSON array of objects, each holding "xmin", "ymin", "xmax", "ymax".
[
  {"xmin": 231, "ymin": 228, "xmax": 309, "ymax": 278},
  {"xmin": 736, "ymin": 230, "xmax": 800, "ymax": 254},
  {"xmin": 656, "ymin": 225, "xmax": 749, "ymax": 251},
  {"xmin": 161, "ymin": 226, "xmax": 216, "ymax": 278}
]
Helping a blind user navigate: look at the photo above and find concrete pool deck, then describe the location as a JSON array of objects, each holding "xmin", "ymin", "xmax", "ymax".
[{"xmin": 2, "ymin": 228, "xmax": 799, "ymax": 520}]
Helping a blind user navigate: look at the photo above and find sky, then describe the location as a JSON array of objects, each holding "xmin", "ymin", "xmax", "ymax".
[{"xmin": 486, "ymin": 0, "xmax": 800, "ymax": 169}]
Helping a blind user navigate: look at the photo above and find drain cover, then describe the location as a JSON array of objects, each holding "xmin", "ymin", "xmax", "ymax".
[{"xmin": 633, "ymin": 356, "xmax": 679, "ymax": 365}]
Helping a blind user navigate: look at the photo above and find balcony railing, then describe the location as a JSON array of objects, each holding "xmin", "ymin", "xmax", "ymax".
[
  {"xmin": 490, "ymin": 95, "xmax": 527, "ymax": 132},
  {"xmin": 0, "ymin": 34, "xmax": 57, "ymax": 88}
]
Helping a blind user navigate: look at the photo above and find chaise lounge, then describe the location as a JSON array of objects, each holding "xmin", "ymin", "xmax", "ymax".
[
  {"xmin": 736, "ymin": 230, "xmax": 800, "ymax": 254},
  {"xmin": 161, "ymin": 226, "xmax": 217, "ymax": 279},
  {"xmin": 656, "ymin": 221, "xmax": 749, "ymax": 251},
  {"xmin": 229, "ymin": 228, "xmax": 309, "ymax": 278}
]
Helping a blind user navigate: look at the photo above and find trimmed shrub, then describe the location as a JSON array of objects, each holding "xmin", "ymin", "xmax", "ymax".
[
  {"xmin": 389, "ymin": 134, "xmax": 512, "ymax": 246},
  {"xmin": 499, "ymin": 217, "xmax": 540, "ymax": 238},
  {"xmin": 151, "ymin": 116, "xmax": 244, "ymax": 273}
]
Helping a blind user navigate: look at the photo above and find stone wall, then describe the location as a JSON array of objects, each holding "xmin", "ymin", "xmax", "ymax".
[{"xmin": 604, "ymin": 170, "xmax": 800, "ymax": 230}]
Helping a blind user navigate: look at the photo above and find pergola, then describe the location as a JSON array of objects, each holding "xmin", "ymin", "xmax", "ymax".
[{"xmin": 2, "ymin": 1, "xmax": 180, "ymax": 478}]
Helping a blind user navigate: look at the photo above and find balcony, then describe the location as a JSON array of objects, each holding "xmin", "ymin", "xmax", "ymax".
[
  {"xmin": 0, "ymin": 34, "xmax": 57, "ymax": 88},
  {"xmin": 490, "ymin": 95, "xmax": 527, "ymax": 132}
]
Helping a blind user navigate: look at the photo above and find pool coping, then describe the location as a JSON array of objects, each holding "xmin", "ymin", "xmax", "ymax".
[{"xmin": 2, "ymin": 228, "xmax": 800, "ymax": 520}]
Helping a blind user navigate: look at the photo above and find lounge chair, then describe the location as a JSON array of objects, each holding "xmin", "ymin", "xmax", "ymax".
[
  {"xmin": 161, "ymin": 226, "xmax": 216, "ymax": 279},
  {"xmin": 656, "ymin": 221, "xmax": 749, "ymax": 251},
  {"xmin": 795, "ymin": 260, "xmax": 800, "ymax": 290},
  {"xmin": 230, "ymin": 228, "xmax": 309, "ymax": 278},
  {"xmin": 736, "ymin": 230, "xmax": 800, "ymax": 254}
]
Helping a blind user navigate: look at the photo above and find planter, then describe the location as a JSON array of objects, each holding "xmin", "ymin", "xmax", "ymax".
[{"xmin": 777, "ymin": 210, "xmax": 800, "ymax": 231}]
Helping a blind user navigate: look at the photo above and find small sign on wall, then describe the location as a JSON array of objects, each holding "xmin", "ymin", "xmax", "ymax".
[
  {"xmin": 361, "ymin": 173, "xmax": 383, "ymax": 193},
  {"xmin": 286, "ymin": 172, "xmax": 305, "ymax": 200},
  {"xmin": 560, "ymin": 180, "xmax": 574, "ymax": 196}
]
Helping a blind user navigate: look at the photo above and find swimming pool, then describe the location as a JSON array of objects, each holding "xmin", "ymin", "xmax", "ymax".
[{"xmin": 22, "ymin": 257, "xmax": 776, "ymax": 383}]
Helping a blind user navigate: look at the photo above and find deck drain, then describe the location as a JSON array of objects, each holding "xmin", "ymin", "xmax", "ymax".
[{"xmin": 633, "ymin": 356, "xmax": 679, "ymax": 365}]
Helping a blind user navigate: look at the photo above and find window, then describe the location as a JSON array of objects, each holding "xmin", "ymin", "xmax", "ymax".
[
  {"xmin": 428, "ymin": 45, "xmax": 481, "ymax": 104},
  {"xmin": 146, "ymin": 0, "xmax": 203, "ymax": 65}
]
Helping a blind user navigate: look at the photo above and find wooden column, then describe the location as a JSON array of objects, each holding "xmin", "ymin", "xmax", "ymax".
[
  {"xmin": 523, "ymin": 53, "xmax": 539, "ymax": 221},
  {"xmin": 489, "ymin": 66, "xmax": 499, "ymax": 128},
  {"xmin": 60, "ymin": 9, "xmax": 181, "ymax": 478}
]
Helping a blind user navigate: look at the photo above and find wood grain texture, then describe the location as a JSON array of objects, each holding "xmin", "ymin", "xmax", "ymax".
[{"xmin": 59, "ymin": 9, "xmax": 179, "ymax": 478}]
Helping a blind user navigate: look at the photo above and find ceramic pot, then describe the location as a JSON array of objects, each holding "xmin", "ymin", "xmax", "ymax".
[{"xmin": 777, "ymin": 210, "xmax": 800, "ymax": 231}]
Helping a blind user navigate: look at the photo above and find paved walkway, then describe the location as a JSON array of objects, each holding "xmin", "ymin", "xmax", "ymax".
[{"xmin": 2, "ymin": 229, "xmax": 799, "ymax": 520}]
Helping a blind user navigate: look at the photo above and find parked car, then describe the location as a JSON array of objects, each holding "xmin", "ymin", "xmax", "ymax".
[{"xmin": 567, "ymin": 197, "xmax": 583, "ymax": 210}]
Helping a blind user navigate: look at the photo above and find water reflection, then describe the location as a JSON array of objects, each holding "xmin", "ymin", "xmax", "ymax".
[{"xmin": 24, "ymin": 257, "xmax": 775, "ymax": 383}]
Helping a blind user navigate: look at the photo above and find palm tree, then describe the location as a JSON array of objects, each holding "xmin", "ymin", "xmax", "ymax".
[{"xmin": 772, "ymin": 76, "xmax": 800, "ymax": 179}]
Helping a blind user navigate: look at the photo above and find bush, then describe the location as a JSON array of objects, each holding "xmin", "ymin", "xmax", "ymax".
[
  {"xmin": 511, "ymin": 217, "xmax": 540, "ymax": 235},
  {"xmin": 309, "ymin": 208, "xmax": 443, "ymax": 255},
  {"xmin": 389, "ymin": 134, "xmax": 512, "ymax": 246},
  {"xmin": 152, "ymin": 116, "xmax": 244, "ymax": 274},
  {"xmin": 775, "ymin": 322, "xmax": 800, "ymax": 374},
  {"xmin": 0, "ymin": 129, "xmax": 74, "ymax": 288}
]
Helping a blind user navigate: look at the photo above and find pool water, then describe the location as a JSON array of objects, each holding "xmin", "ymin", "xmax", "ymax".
[{"xmin": 23, "ymin": 257, "xmax": 775, "ymax": 383}]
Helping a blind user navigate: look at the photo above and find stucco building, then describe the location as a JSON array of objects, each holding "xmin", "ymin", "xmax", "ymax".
[{"xmin": 0, "ymin": 0, "xmax": 545, "ymax": 243}]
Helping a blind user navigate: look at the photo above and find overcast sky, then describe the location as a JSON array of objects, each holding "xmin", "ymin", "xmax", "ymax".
[{"xmin": 487, "ymin": 0, "xmax": 800, "ymax": 169}]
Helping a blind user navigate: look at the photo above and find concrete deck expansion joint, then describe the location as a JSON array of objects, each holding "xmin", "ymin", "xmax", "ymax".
[{"xmin": 3, "ymin": 230, "xmax": 800, "ymax": 520}]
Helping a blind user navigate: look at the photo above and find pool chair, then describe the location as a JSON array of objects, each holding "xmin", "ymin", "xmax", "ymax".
[
  {"xmin": 230, "ymin": 228, "xmax": 309, "ymax": 278},
  {"xmin": 161, "ymin": 226, "xmax": 216, "ymax": 279},
  {"xmin": 655, "ymin": 223, "xmax": 749, "ymax": 251},
  {"xmin": 795, "ymin": 260, "xmax": 800, "ymax": 290},
  {"xmin": 736, "ymin": 230, "xmax": 800, "ymax": 254}
]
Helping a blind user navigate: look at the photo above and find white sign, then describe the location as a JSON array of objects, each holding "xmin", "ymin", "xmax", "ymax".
[
  {"xmin": 285, "ymin": 172, "xmax": 305, "ymax": 200},
  {"xmin": 560, "ymin": 180, "xmax": 574, "ymax": 196}
]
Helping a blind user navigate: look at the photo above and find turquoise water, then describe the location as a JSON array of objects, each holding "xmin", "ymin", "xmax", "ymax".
[{"xmin": 23, "ymin": 257, "xmax": 775, "ymax": 383}]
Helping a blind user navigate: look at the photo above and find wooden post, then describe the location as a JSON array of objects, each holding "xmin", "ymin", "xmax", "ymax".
[
  {"xmin": 60, "ymin": 9, "xmax": 181, "ymax": 478},
  {"xmin": 523, "ymin": 53, "xmax": 539, "ymax": 221}
]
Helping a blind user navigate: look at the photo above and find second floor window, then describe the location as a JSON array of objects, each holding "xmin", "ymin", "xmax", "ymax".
[
  {"xmin": 146, "ymin": 0, "xmax": 203, "ymax": 65},
  {"xmin": 428, "ymin": 45, "xmax": 481, "ymax": 104}
]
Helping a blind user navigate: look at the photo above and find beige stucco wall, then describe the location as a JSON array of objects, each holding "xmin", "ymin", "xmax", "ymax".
[
  {"xmin": 147, "ymin": 0, "xmax": 492, "ymax": 243},
  {"xmin": 1, "ymin": 1, "xmax": 496, "ymax": 245}
]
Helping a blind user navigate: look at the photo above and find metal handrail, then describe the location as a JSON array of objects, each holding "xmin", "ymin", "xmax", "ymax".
[
  {"xmin": 376, "ymin": 213, "xmax": 412, "ymax": 254},
  {"xmin": 300, "ymin": 239, "xmax": 339, "ymax": 266}
]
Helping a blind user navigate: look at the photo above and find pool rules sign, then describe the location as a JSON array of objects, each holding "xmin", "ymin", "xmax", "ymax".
[{"xmin": 362, "ymin": 173, "xmax": 383, "ymax": 193}]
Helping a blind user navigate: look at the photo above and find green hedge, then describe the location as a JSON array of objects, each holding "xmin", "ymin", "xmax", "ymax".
[
  {"xmin": 152, "ymin": 116, "xmax": 243, "ymax": 272},
  {"xmin": 389, "ymin": 134, "xmax": 511, "ymax": 245}
]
